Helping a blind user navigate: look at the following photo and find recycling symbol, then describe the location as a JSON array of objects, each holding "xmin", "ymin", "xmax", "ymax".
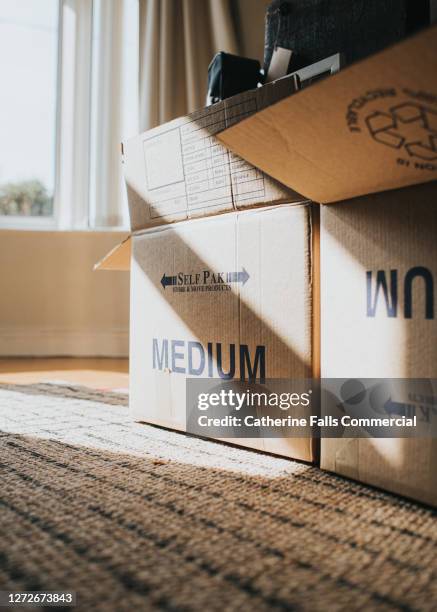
[{"xmin": 365, "ymin": 102, "xmax": 437, "ymax": 161}]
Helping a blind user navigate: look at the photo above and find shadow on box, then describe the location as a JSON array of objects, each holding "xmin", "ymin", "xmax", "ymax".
[
  {"xmin": 321, "ymin": 180, "xmax": 437, "ymax": 504},
  {"xmin": 125, "ymin": 177, "xmax": 318, "ymax": 463}
]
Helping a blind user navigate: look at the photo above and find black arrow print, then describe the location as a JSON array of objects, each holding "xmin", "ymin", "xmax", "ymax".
[
  {"xmin": 384, "ymin": 397, "xmax": 415, "ymax": 417},
  {"xmin": 161, "ymin": 274, "xmax": 176, "ymax": 289}
]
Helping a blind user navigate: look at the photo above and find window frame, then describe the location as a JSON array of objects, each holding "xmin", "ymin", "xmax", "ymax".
[
  {"xmin": 0, "ymin": 0, "xmax": 137, "ymax": 231},
  {"xmin": 0, "ymin": 0, "xmax": 62, "ymax": 229},
  {"xmin": 55, "ymin": 0, "xmax": 93, "ymax": 229},
  {"xmin": 0, "ymin": 0, "xmax": 93, "ymax": 231}
]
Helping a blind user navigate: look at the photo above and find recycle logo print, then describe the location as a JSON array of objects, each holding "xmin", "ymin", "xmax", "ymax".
[{"xmin": 365, "ymin": 101, "xmax": 437, "ymax": 161}]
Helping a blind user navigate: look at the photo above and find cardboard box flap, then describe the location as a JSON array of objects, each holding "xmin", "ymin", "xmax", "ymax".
[
  {"xmin": 94, "ymin": 236, "xmax": 131, "ymax": 271},
  {"xmin": 122, "ymin": 73, "xmax": 301, "ymax": 233},
  {"xmin": 218, "ymin": 25, "xmax": 437, "ymax": 204}
]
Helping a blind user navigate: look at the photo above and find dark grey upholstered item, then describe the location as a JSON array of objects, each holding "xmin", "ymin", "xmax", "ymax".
[{"xmin": 264, "ymin": 0, "xmax": 430, "ymax": 74}]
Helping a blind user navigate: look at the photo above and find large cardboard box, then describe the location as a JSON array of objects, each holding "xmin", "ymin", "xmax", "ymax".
[
  {"xmin": 320, "ymin": 182, "xmax": 437, "ymax": 506},
  {"xmin": 97, "ymin": 73, "xmax": 321, "ymax": 463},
  {"xmin": 126, "ymin": 203, "xmax": 318, "ymax": 462},
  {"xmin": 98, "ymin": 203, "xmax": 319, "ymax": 461},
  {"xmin": 218, "ymin": 25, "xmax": 437, "ymax": 504},
  {"xmin": 98, "ymin": 24, "xmax": 437, "ymax": 494}
]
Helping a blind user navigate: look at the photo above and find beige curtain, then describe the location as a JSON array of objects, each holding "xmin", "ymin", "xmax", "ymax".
[{"xmin": 139, "ymin": 0, "xmax": 239, "ymax": 131}]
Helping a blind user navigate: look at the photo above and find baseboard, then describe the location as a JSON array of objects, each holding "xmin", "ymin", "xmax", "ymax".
[{"xmin": 0, "ymin": 328, "xmax": 129, "ymax": 357}]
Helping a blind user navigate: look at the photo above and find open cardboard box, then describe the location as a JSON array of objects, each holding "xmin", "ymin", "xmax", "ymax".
[
  {"xmin": 95, "ymin": 69, "xmax": 303, "ymax": 270},
  {"xmin": 219, "ymin": 23, "xmax": 437, "ymax": 506},
  {"xmin": 96, "ymin": 72, "xmax": 319, "ymax": 464},
  {"xmin": 103, "ymin": 24, "xmax": 437, "ymax": 266},
  {"xmin": 97, "ymin": 24, "xmax": 437, "ymax": 502}
]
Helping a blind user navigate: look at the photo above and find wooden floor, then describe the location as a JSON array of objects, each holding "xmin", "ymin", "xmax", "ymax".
[{"xmin": 0, "ymin": 358, "xmax": 129, "ymax": 390}]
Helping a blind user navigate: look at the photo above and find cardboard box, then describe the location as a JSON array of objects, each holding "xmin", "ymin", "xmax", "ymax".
[
  {"xmin": 122, "ymin": 74, "xmax": 302, "ymax": 232},
  {"xmin": 97, "ymin": 74, "xmax": 321, "ymax": 463},
  {"xmin": 215, "ymin": 26, "xmax": 437, "ymax": 504},
  {"xmin": 96, "ymin": 203, "xmax": 320, "ymax": 462},
  {"xmin": 320, "ymin": 182, "xmax": 437, "ymax": 506},
  {"xmin": 97, "ymin": 203, "xmax": 319, "ymax": 461},
  {"xmin": 218, "ymin": 25, "xmax": 437, "ymax": 504},
  {"xmin": 128, "ymin": 203, "xmax": 319, "ymax": 462},
  {"xmin": 97, "ymin": 24, "xmax": 437, "ymax": 493}
]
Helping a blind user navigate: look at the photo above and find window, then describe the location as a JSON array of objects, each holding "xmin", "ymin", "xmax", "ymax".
[
  {"xmin": 0, "ymin": 0, "xmax": 59, "ymax": 224},
  {"xmin": 0, "ymin": 0, "xmax": 138, "ymax": 230}
]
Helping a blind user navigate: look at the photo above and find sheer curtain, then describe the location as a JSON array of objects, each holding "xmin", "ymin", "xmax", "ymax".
[
  {"xmin": 90, "ymin": 0, "xmax": 139, "ymax": 228},
  {"xmin": 138, "ymin": 0, "xmax": 239, "ymax": 131},
  {"xmin": 95, "ymin": 0, "xmax": 239, "ymax": 226}
]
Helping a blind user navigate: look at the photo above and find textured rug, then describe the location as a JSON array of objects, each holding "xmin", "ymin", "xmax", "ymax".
[{"xmin": 0, "ymin": 383, "xmax": 436, "ymax": 612}]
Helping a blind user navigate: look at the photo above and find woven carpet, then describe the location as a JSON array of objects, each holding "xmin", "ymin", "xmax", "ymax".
[{"xmin": 0, "ymin": 383, "xmax": 436, "ymax": 611}]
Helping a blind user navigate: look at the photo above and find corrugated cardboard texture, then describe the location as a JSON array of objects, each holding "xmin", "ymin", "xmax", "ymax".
[
  {"xmin": 219, "ymin": 24, "xmax": 437, "ymax": 204},
  {"xmin": 123, "ymin": 75, "xmax": 303, "ymax": 232},
  {"xmin": 320, "ymin": 181, "xmax": 437, "ymax": 506},
  {"xmin": 129, "ymin": 204, "xmax": 317, "ymax": 462}
]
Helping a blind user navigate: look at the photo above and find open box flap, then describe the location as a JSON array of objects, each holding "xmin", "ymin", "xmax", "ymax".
[
  {"xmin": 94, "ymin": 236, "xmax": 131, "ymax": 271},
  {"xmin": 218, "ymin": 24, "xmax": 437, "ymax": 204}
]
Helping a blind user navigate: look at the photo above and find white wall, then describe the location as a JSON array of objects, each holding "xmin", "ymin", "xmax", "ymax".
[{"xmin": 0, "ymin": 230, "xmax": 129, "ymax": 357}]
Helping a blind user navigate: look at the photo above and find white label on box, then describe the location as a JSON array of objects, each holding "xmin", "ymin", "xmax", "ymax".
[
  {"xmin": 143, "ymin": 129, "xmax": 184, "ymax": 190},
  {"xmin": 141, "ymin": 91, "xmax": 268, "ymax": 219}
]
